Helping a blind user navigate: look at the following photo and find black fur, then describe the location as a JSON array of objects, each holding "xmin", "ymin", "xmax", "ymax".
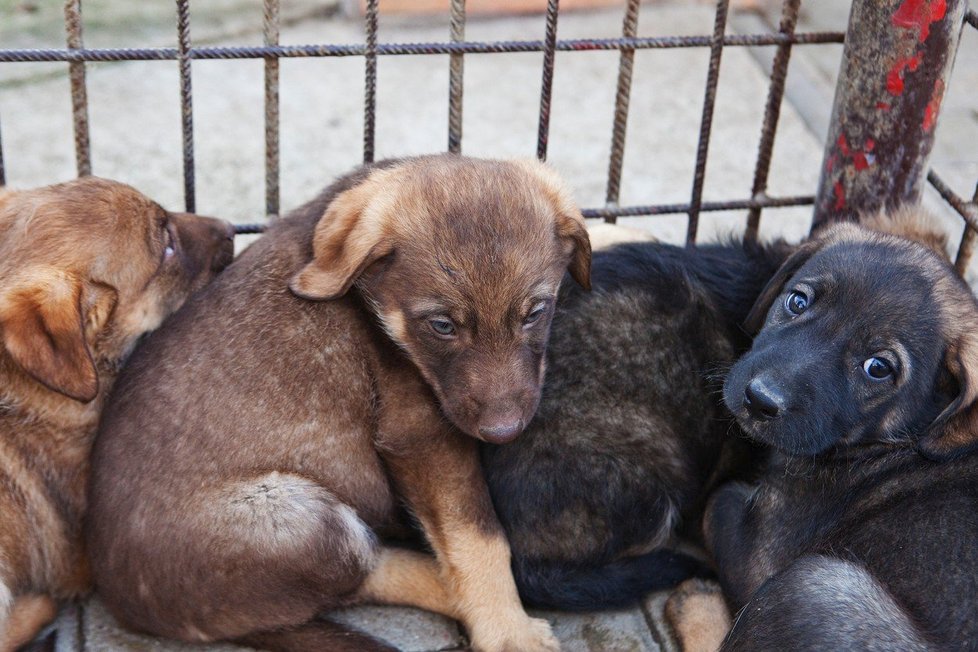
[
  {"xmin": 707, "ymin": 220, "xmax": 978, "ymax": 650},
  {"xmin": 481, "ymin": 236, "xmax": 793, "ymax": 611}
]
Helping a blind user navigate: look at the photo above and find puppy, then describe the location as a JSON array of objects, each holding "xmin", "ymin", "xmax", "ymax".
[
  {"xmin": 481, "ymin": 232, "xmax": 795, "ymax": 610},
  {"xmin": 0, "ymin": 178, "xmax": 233, "ymax": 651},
  {"xmin": 706, "ymin": 209, "xmax": 978, "ymax": 650},
  {"xmin": 87, "ymin": 155, "xmax": 591, "ymax": 652}
]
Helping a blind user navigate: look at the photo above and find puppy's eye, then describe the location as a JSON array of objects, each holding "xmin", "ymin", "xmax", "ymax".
[
  {"xmin": 863, "ymin": 357, "xmax": 893, "ymax": 381},
  {"xmin": 784, "ymin": 290, "xmax": 809, "ymax": 315},
  {"xmin": 430, "ymin": 318, "xmax": 456, "ymax": 338},
  {"xmin": 523, "ymin": 302, "xmax": 547, "ymax": 327}
]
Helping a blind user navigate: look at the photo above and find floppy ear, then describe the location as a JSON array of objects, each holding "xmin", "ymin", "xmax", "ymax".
[
  {"xmin": 290, "ymin": 168, "xmax": 396, "ymax": 301},
  {"xmin": 743, "ymin": 240, "xmax": 823, "ymax": 335},
  {"xmin": 513, "ymin": 158, "xmax": 592, "ymax": 290},
  {"xmin": 556, "ymin": 208, "xmax": 592, "ymax": 290},
  {"xmin": 0, "ymin": 270, "xmax": 100, "ymax": 402},
  {"xmin": 918, "ymin": 328, "xmax": 978, "ymax": 461}
]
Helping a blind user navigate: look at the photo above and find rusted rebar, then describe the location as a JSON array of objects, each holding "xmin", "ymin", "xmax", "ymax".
[
  {"xmin": 64, "ymin": 0, "xmax": 91, "ymax": 176},
  {"xmin": 603, "ymin": 0, "xmax": 641, "ymax": 222}
]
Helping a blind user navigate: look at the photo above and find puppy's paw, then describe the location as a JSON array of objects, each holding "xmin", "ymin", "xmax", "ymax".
[{"xmin": 471, "ymin": 615, "xmax": 560, "ymax": 652}]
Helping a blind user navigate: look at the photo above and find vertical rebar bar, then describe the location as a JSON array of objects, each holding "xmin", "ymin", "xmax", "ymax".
[
  {"xmin": 536, "ymin": 0, "xmax": 560, "ymax": 161},
  {"xmin": 955, "ymin": 182, "xmax": 978, "ymax": 274},
  {"xmin": 448, "ymin": 0, "xmax": 466, "ymax": 154},
  {"xmin": 744, "ymin": 0, "xmax": 801, "ymax": 241},
  {"xmin": 603, "ymin": 0, "xmax": 640, "ymax": 223},
  {"xmin": 0, "ymin": 114, "xmax": 5, "ymax": 186},
  {"xmin": 264, "ymin": 0, "xmax": 280, "ymax": 218},
  {"xmin": 812, "ymin": 0, "xmax": 967, "ymax": 226},
  {"xmin": 64, "ymin": 0, "xmax": 91, "ymax": 176},
  {"xmin": 363, "ymin": 0, "xmax": 378, "ymax": 164},
  {"xmin": 176, "ymin": 0, "xmax": 196, "ymax": 213},
  {"xmin": 686, "ymin": 0, "xmax": 730, "ymax": 245}
]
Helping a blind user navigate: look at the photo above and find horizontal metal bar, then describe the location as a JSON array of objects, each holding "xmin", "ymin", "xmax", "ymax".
[
  {"xmin": 234, "ymin": 223, "xmax": 268, "ymax": 234},
  {"xmin": 0, "ymin": 32, "xmax": 845, "ymax": 63},
  {"xmin": 231, "ymin": 194, "xmax": 815, "ymax": 235},
  {"xmin": 967, "ymin": 9, "xmax": 977, "ymax": 28},
  {"xmin": 581, "ymin": 194, "xmax": 815, "ymax": 218},
  {"xmin": 927, "ymin": 170, "xmax": 978, "ymax": 231}
]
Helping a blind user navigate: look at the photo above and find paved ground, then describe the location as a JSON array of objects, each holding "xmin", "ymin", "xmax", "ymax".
[{"xmin": 1, "ymin": 1, "xmax": 977, "ymax": 650}]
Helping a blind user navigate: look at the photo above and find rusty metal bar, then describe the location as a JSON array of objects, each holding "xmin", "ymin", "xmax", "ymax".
[
  {"xmin": 0, "ymin": 114, "xmax": 5, "ymax": 186},
  {"xmin": 603, "ymin": 0, "xmax": 641, "ymax": 222},
  {"xmin": 0, "ymin": 32, "xmax": 845, "ymax": 63},
  {"xmin": 264, "ymin": 0, "xmax": 280, "ymax": 219},
  {"xmin": 536, "ymin": 0, "xmax": 560, "ymax": 160},
  {"xmin": 927, "ymin": 171, "xmax": 978, "ymax": 273},
  {"xmin": 686, "ymin": 0, "xmax": 731, "ymax": 245},
  {"xmin": 448, "ymin": 0, "xmax": 466, "ymax": 154},
  {"xmin": 64, "ymin": 0, "xmax": 92, "ymax": 176},
  {"xmin": 363, "ymin": 0, "xmax": 378, "ymax": 164},
  {"xmin": 812, "ymin": 0, "xmax": 967, "ymax": 226},
  {"xmin": 744, "ymin": 0, "xmax": 801, "ymax": 241},
  {"xmin": 582, "ymin": 192, "xmax": 814, "ymax": 219},
  {"xmin": 176, "ymin": 0, "xmax": 196, "ymax": 213},
  {"xmin": 966, "ymin": 9, "xmax": 977, "ymax": 28}
]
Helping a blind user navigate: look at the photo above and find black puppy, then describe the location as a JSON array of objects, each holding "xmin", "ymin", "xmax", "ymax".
[
  {"xmin": 707, "ymin": 210, "xmax": 978, "ymax": 650},
  {"xmin": 482, "ymin": 232, "xmax": 794, "ymax": 610}
]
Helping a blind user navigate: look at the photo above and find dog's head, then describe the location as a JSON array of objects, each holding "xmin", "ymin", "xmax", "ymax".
[
  {"xmin": 724, "ymin": 208, "xmax": 978, "ymax": 460},
  {"xmin": 0, "ymin": 177, "xmax": 234, "ymax": 404},
  {"xmin": 291, "ymin": 155, "xmax": 591, "ymax": 444}
]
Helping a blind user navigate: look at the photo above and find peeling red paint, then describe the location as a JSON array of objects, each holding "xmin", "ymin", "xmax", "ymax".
[
  {"xmin": 876, "ymin": 102, "xmax": 892, "ymax": 111},
  {"xmin": 886, "ymin": 52, "xmax": 923, "ymax": 96},
  {"xmin": 833, "ymin": 181, "xmax": 846, "ymax": 210},
  {"xmin": 837, "ymin": 134, "xmax": 851, "ymax": 156},
  {"xmin": 923, "ymin": 78, "xmax": 945, "ymax": 131},
  {"xmin": 826, "ymin": 154, "xmax": 837, "ymax": 172},
  {"xmin": 853, "ymin": 152, "xmax": 870, "ymax": 170},
  {"xmin": 892, "ymin": 0, "xmax": 947, "ymax": 42},
  {"xmin": 865, "ymin": 138, "xmax": 876, "ymax": 151}
]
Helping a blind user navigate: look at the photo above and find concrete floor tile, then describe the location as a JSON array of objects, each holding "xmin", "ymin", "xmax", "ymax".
[
  {"xmin": 531, "ymin": 606, "xmax": 660, "ymax": 652},
  {"xmin": 331, "ymin": 605, "xmax": 465, "ymax": 652}
]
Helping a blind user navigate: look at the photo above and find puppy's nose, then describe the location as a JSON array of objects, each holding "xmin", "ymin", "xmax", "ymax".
[
  {"xmin": 743, "ymin": 378, "xmax": 783, "ymax": 421},
  {"xmin": 479, "ymin": 420, "xmax": 525, "ymax": 445}
]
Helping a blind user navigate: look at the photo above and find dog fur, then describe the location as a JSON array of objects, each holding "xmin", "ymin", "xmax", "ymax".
[
  {"xmin": 0, "ymin": 178, "xmax": 233, "ymax": 651},
  {"xmin": 706, "ymin": 209, "xmax": 978, "ymax": 650},
  {"xmin": 87, "ymin": 155, "xmax": 591, "ymax": 652},
  {"xmin": 481, "ymin": 235, "xmax": 795, "ymax": 610}
]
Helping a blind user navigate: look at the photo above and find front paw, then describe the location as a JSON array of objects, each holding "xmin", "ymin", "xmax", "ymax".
[
  {"xmin": 703, "ymin": 481, "xmax": 753, "ymax": 556},
  {"xmin": 470, "ymin": 615, "xmax": 559, "ymax": 652}
]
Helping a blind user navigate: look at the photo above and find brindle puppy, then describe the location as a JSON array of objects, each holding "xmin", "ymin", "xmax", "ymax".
[
  {"xmin": 88, "ymin": 155, "xmax": 590, "ymax": 652},
  {"xmin": 0, "ymin": 178, "xmax": 232, "ymax": 651},
  {"xmin": 706, "ymin": 210, "xmax": 978, "ymax": 650},
  {"xmin": 482, "ymin": 233, "xmax": 795, "ymax": 610}
]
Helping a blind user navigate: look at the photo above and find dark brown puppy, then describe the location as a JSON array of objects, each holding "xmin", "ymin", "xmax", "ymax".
[
  {"xmin": 482, "ymin": 234, "xmax": 794, "ymax": 610},
  {"xmin": 0, "ymin": 178, "xmax": 233, "ymax": 651},
  {"xmin": 706, "ymin": 210, "xmax": 978, "ymax": 650},
  {"xmin": 88, "ymin": 155, "xmax": 590, "ymax": 652}
]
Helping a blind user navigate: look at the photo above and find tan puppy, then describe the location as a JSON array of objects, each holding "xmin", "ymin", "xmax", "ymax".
[
  {"xmin": 0, "ymin": 178, "xmax": 233, "ymax": 651},
  {"xmin": 88, "ymin": 155, "xmax": 591, "ymax": 651}
]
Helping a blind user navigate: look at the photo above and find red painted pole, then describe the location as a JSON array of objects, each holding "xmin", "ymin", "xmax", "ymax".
[{"xmin": 813, "ymin": 0, "xmax": 967, "ymax": 227}]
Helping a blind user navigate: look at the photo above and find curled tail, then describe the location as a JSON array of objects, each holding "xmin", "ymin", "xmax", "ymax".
[{"xmin": 514, "ymin": 549, "xmax": 712, "ymax": 612}]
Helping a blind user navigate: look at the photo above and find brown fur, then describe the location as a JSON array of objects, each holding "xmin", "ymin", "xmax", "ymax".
[
  {"xmin": 664, "ymin": 579, "xmax": 731, "ymax": 652},
  {"xmin": 88, "ymin": 156, "xmax": 590, "ymax": 651},
  {"xmin": 0, "ymin": 177, "xmax": 233, "ymax": 651}
]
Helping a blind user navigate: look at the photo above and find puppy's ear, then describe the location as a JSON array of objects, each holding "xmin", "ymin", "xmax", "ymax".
[
  {"xmin": 513, "ymin": 159, "xmax": 592, "ymax": 290},
  {"xmin": 918, "ymin": 328, "xmax": 978, "ymax": 460},
  {"xmin": 743, "ymin": 240, "xmax": 823, "ymax": 335},
  {"xmin": 290, "ymin": 168, "xmax": 397, "ymax": 301},
  {"xmin": 859, "ymin": 206, "xmax": 950, "ymax": 263},
  {"xmin": 0, "ymin": 269, "xmax": 101, "ymax": 402}
]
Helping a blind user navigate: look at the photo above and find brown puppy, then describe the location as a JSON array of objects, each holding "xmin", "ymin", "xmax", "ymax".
[
  {"xmin": 0, "ymin": 177, "xmax": 233, "ymax": 651},
  {"xmin": 88, "ymin": 155, "xmax": 591, "ymax": 652}
]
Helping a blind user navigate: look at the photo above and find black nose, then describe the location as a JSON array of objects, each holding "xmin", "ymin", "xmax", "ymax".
[{"xmin": 743, "ymin": 378, "xmax": 783, "ymax": 421}]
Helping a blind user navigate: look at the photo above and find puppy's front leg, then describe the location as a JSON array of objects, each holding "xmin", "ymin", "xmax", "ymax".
[
  {"xmin": 703, "ymin": 482, "xmax": 767, "ymax": 608},
  {"xmin": 379, "ymin": 430, "xmax": 558, "ymax": 652}
]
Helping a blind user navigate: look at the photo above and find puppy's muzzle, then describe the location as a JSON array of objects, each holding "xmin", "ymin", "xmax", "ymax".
[
  {"xmin": 743, "ymin": 377, "xmax": 784, "ymax": 422},
  {"xmin": 479, "ymin": 419, "xmax": 525, "ymax": 445}
]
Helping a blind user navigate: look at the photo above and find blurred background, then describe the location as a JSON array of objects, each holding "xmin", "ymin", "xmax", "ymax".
[{"xmin": 0, "ymin": 0, "xmax": 975, "ymax": 248}]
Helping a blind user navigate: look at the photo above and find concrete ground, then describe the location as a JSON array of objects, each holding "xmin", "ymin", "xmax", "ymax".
[{"xmin": 1, "ymin": 1, "xmax": 977, "ymax": 650}]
